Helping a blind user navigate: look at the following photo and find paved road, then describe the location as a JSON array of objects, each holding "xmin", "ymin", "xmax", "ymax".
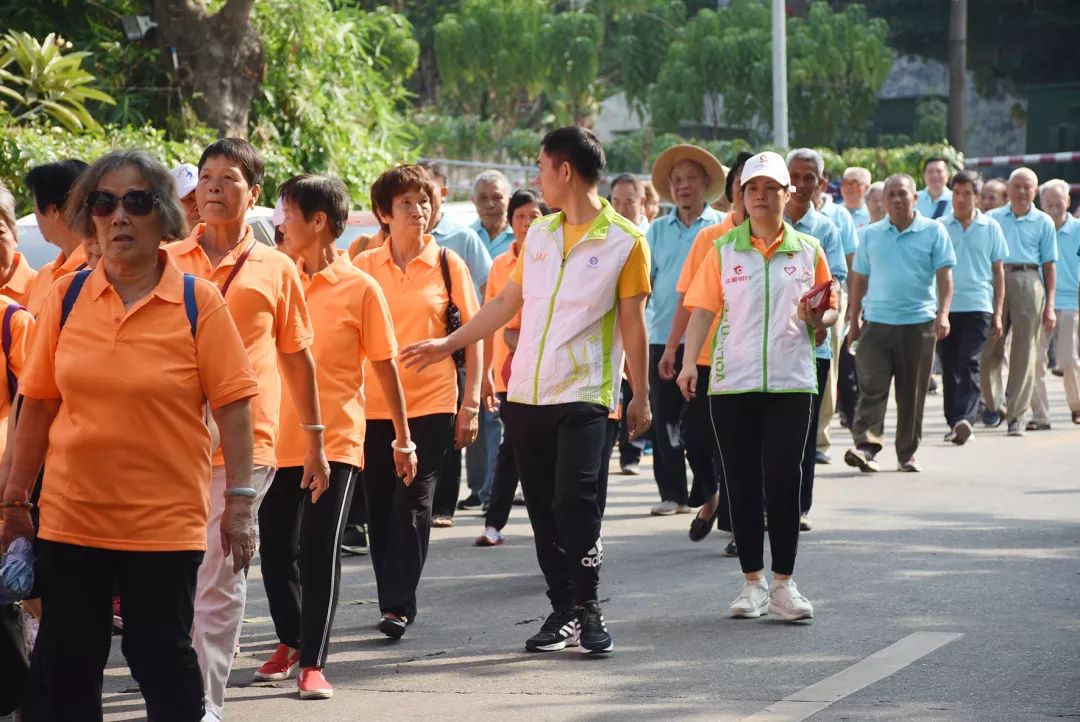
[{"xmin": 92, "ymin": 379, "xmax": 1079, "ymax": 721}]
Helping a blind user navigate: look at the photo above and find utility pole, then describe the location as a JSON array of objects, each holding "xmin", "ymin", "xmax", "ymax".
[
  {"xmin": 771, "ymin": 0, "xmax": 788, "ymax": 148},
  {"xmin": 947, "ymin": 0, "xmax": 967, "ymax": 151}
]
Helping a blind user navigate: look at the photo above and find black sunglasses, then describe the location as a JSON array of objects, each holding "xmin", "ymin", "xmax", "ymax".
[{"xmin": 86, "ymin": 190, "xmax": 158, "ymax": 217}]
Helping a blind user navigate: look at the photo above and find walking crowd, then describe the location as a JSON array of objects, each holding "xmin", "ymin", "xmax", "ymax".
[{"xmin": 0, "ymin": 124, "xmax": 1077, "ymax": 722}]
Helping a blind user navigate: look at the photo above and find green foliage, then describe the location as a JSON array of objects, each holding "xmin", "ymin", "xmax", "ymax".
[
  {"xmin": 249, "ymin": 0, "xmax": 420, "ymax": 204},
  {"xmin": 610, "ymin": 1, "xmax": 686, "ymax": 118},
  {"xmin": 604, "ymin": 129, "xmax": 753, "ymax": 174},
  {"xmin": 913, "ymin": 97, "xmax": 947, "ymax": 144},
  {"xmin": 830, "ymin": 142, "xmax": 962, "ymax": 181},
  {"xmin": 0, "ymin": 31, "xmax": 115, "ymax": 133}
]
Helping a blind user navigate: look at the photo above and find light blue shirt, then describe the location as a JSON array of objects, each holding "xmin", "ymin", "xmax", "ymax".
[
  {"xmin": 821, "ymin": 199, "xmax": 859, "ymax": 257},
  {"xmin": 1054, "ymin": 215, "xmax": 1080, "ymax": 311},
  {"xmin": 987, "ymin": 204, "xmax": 1058, "ymax": 266},
  {"xmin": 789, "ymin": 208, "xmax": 845, "ymax": 359},
  {"xmin": 845, "ymin": 203, "xmax": 871, "ymax": 229},
  {"xmin": 432, "ymin": 213, "xmax": 492, "ymax": 298},
  {"xmin": 470, "ymin": 218, "xmax": 515, "ymax": 260},
  {"xmin": 646, "ymin": 205, "xmax": 725, "ymax": 343},
  {"xmin": 854, "ymin": 213, "xmax": 956, "ymax": 325},
  {"xmin": 940, "ymin": 211, "xmax": 1008, "ymax": 314},
  {"xmin": 916, "ymin": 187, "xmax": 953, "ymax": 220}
]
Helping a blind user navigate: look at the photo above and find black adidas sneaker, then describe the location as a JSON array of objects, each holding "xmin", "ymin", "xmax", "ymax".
[
  {"xmin": 525, "ymin": 609, "xmax": 580, "ymax": 652},
  {"xmin": 577, "ymin": 601, "xmax": 613, "ymax": 654}
]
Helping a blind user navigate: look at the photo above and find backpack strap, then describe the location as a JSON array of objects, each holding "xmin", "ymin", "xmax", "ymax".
[
  {"xmin": 60, "ymin": 269, "xmax": 93, "ymax": 331},
  {"xmin": 932, "ymin": 199, "xmax": 948, "ymax": 219},
  {"xmin": 2, "ymin": 304, "xmax": 24, "ymax": 402},
  {"xmin": 183, "ymin": 273, "xmax": 198, "ymax": 338}
]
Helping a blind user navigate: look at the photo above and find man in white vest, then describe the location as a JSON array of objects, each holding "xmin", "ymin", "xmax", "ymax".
[{"xmin": 399, "ymin": 127, "xmax": 652, "ymax": 656}]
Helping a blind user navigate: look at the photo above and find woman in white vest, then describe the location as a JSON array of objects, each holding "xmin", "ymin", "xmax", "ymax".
[{"xmin": 677, "ymin": 151, "xmax": 837, "ymax": 622}]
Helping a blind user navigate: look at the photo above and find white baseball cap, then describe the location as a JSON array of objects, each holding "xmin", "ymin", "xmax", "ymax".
[
  {"xmin": 271, "ymin": 196, "xmax": 285, "ymax": 228},
  {"xmin": 740, "ymin": 152, "xmax": 793, "ymax": 191},
  {"xmin": 170, "ymin": 163, "xmax": 198, "ymax": 199}
]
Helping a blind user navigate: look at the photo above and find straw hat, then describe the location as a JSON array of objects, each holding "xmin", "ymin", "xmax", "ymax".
[{"xmin": 650, "ymin": 145, "xmax": 728, "ymax": 204}]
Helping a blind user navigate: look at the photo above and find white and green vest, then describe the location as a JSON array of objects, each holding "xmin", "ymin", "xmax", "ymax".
[
  {"xmin": 708, "ymin": 222, "xmax": 822, "ymax": 395},
  {"xmin": 508, "ymin": 199, "xmax": 642, "ymax": 410}
]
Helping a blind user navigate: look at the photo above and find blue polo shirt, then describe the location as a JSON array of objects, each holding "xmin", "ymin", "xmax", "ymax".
[
  {"xmin": 916, "ymin": 187, "xmax": 953, "ymax": 219},
  {"xmin": 821, "ymin": 198, "xmax": 859, "ymax": 256},
  {"xmin": 432, "ymin": 213, "xmax": 492, "ymax": 298},
  {"xmin": 1054, "ymin": 215, "xmax": 1080, "ymax": 311},
  {"xmin": 940, "ymin": 211, "xmax": 1008, "ymax": 314},
  {"xmin": 646, "ymin": 205, "xmax": 725, "ymax": 343},
  {"xmin": 470, "ymin": 218, "xmax": 515, "ymax": 260},
  {"xmin": 854, "ymin": 213, "xmax": 956, "ymax": 325},
  {"xmin": 987, "ymin": 204, "xmax": 1058, "ymax": 266},
  {"xmin": 790, "ymin": 208, "xmax": 846, "ymax": 359},
  {"xmin": 845, "ymin": 203, "xmax": 871, "ymax": 229}
]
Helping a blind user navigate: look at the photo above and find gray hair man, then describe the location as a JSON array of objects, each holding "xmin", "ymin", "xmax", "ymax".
[
  {"xmin": 840, "ymin": 166, "xmax": 872, "ymax": 229},
  {"xmin": 982, "ymin": 167, "xmax": 1058, "ymax": 435},
  {"xmin": 471, "ymin": 170, "xmax": 514, "ymax": 259}
]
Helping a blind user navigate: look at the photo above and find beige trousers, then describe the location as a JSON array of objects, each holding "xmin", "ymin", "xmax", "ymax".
[
  {"xmin": 1032, "ymin": 309, "xmax": 1080, "ymax": 423},
  {"xmin": 980, "ymin": 269, "xmax": 1044, "ymax": 422}
]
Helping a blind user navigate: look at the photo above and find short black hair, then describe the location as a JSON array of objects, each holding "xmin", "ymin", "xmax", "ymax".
[
  {"xmin": 279, "ymin": 174, "xmax": 352, "ymax": 239},
  {"xmin": 609, "ymin": 173, "xmax": 642, "ymax": 195},
  {"xmin": 418, "ymin": 160, "xmax": 448, "ymax": 186},
  {"xmin": 540, "ymin": 126, "xmax": 605, "ymax": 185},
  {"xmin": 949, "ymin": 169, "xmax": 983, "ymax": 194},
  {"xmin": 725, "ymin": 151, "xmax": 754, "ymax": 202},
  {"xmin": 199, "ymin": 138, "xmax": 265, "ymax": 187},
  {"xmin": 506, "ymin": 188, "xmax": 550, "ymax": 224},
  {"xmin": 922, "ymin": 156, "xmax": 949, "ymax": 173},
  {"xmin": 24, "ymin": 159, "xmax": 88, "ymax": 213}
]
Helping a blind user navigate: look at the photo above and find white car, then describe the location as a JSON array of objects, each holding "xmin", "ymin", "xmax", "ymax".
[{"xmin": 14, "ymin": 207, "xmax": 280, "ymax": 270}]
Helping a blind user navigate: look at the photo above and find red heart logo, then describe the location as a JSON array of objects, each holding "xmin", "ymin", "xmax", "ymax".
[{"xmin": 784, "ymin": 265, "xmax": 796, "ymax": 275}]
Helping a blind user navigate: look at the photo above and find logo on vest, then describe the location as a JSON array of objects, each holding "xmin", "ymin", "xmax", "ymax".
[
  {"xmin": 532, "ymin": 250, "xmax": 549, "ymax": 263},
  {"xmin": 581, "ymin": 538, "xmax": 604, "ymax": 568},
  {"xmin": 589, "ymin": 256, "xmax": 599, "ymax": 267},
  {"xmin": 725, "ymin": 268, "xmax": 751, "ymax": 284},
  {"xmin": 784, "ymin": 265, "xmax": 797, "ymax": 275}
]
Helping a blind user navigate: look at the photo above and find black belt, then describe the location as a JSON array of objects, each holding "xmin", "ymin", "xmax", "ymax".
[{"xmin": 1004, "ymin": 264, "xmax": 1039, "ymax": 271}]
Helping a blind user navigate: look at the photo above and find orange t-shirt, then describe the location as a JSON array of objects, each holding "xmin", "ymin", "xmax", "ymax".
[
  {"xmin": 277, "ymin": 251, "xmax": 398, "ymax": 468},
  {"xmin": 354, "ymin": 235, "xmax": 479, "ymax": 419},
  {"xmin": 485, "ymin": 245, "xmax": 522, "ymax": 395},
  {"xmin": 166, "ymin": 224, "xmax": 314, "ymax": 467},
  {"xmin": 0, "ymin": 253, "xmax": 37, "ymax": 307},
  {"xmin": 26, "ymin": 245, "xmax": 87, "ymax": 316},
  {"xmin": 678, "ymin": 215, "xmax": 738, "ymax": 367},
  {"xmin": 685, "ymin": 229, "xmax": 836, "ymax": 321},
  {"xmin": 19, "ymin": 252, "xmax": 258, "ymax": 552},
  {"xmin": 0, "ymin": 296, "xmax": 33, "ymax": 459}
]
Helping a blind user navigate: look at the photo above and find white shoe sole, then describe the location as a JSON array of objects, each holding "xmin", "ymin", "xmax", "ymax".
[
  {"xmin": 730, "ymin": 602, "xmax": 768, "ymax": 619},
  {"xmin": 528, "ymin": 634, "xmax": 580, "ymax": 652},
  {"xmin": 768, "ymin": 602, "xmax": 814, "ymax": 621},
  {"xmin": 953, "ymin": 422, "xmax": 972, "ymax": 445},
  {"xmin": 580, "ymin": 640, "xmax": 614, "ymax": 654},
  {"xmin": 254, "ymin": 665, "xmax": 296, "ymax": 682},
  {"xmin": 299, "ymin": 688, "xmax": 333, "ymax": 700}
]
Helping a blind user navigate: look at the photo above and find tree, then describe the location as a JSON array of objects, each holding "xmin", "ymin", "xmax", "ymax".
[
  {"xmin": 610, "ymin": 0, "xmax": 687, "ymax": 119},
  {"xmin": 149, "ymin": 0, "xmax": 264, "ymax": 137},
  {"xmin": 0, "ymin": 31, "xmax": 115, "ymax": 133}
]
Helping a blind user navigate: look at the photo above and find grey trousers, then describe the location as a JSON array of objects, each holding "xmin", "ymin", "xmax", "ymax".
[{"xmin": 851, "ymin": 320, "xmax": 936, "ymax": 463}]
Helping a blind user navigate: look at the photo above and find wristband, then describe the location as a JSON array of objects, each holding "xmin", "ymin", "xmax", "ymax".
[
  {"xmin": 224, "ymin": 487, "xmax": 258, "ymax": 499},
  {"xmin": 300, "ymin": 423, "xmax": 325, "ymax": 432},
  {"xmin": 0, "ymin": 500, "xmax": 35, "ymax": 511},
  {"xmin": 392, "ymin": 440, "xmax": 417, "ymax": 454}
]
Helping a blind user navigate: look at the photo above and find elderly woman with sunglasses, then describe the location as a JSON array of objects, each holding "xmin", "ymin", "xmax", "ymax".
[{"xmin": 0, "ymin": 150, "xmax": 259, "ymax": 721}]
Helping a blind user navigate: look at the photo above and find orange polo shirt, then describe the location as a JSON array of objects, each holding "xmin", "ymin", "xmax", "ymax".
[
  {"xmin": 20, "ymin": 252, "xmax": 258, "ymax": 552},
  {"xmin": 26, "ymin": 244, "xmax": 87, "ymax": 316},
  {"xmin": 355, "ymin": 235, "xmax": 479, "ymax": 419},
  {"xmin": 277, "ymin": 251, "xmax": 397, "ymax": 469},
  {"xmin": 167, "ymin": 224, "xmax": 314, "ymax": 467},
  {"xmin": 678, "ymin": 215, "xmax": 738, "ymax": 367},
  {"xmin": 485, "ymin": 244, "xmax": 522, "ymax": 394},
  {"xmin": 0, "ymin": 295, "xmax": 33, "ymax": 458},
  {"xmin": 685, "ymin": 229, "xmax": 836, "ymax": 319},
  {"xmin": 0, "ymin": 254, "xmax": 37, "ymax": 307}
]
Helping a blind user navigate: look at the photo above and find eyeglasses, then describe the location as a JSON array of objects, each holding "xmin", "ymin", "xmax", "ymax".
[{"xmin": 86, "ymin": 190, "xmax": 158, "ymax": 217}]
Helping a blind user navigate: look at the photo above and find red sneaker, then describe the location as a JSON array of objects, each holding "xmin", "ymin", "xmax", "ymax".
[
  {"xmin": 297, "ymin": 667, "xmax": 333, "ymax": 700},
  {"xmin": 254, "ymin": 644, "xmax": 300, "ymax": 681}
]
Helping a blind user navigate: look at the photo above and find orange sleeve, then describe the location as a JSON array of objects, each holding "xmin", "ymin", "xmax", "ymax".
[
  {"xmin": 814, "ymin": 250, "xmax": 839, "ymax": 310},
  {"xmin": 684, "ymin": 245, "xmax": 725, "ymax": 314},
  {"xmin": 6, "ymin": 307, "xmax": 34, "ymax": 379},
  {"xmin": 677, "ymin": 231, "xmax": 716, "ymax": 295},
  {"xmin": 274, "ymin": 261, "xmax": 314, "ymax": 354},
  {"xmin": 509, "ymin": 252, "xmax": 524, "ymax": 286},
  {"xmin": 450, "ymin": 254, "xmax": 481, "ymax": 322},
  {"xmin": 18, "ymin": 279, "xmax": 67, "ymax": 400},
  {"xmin": 359, "ymin": 280, "xmax": 398, "ymax": 362},
  {"xmin": 194, "ymin": 283, "xmax": 259, "ymax": 409},
  {"xmin": 617, "ymin": 236, "xmax": 652, "ymax": 299}
]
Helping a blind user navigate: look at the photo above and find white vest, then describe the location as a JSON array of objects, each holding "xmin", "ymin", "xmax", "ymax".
[
  {"xmin": 708, "ymin": 222, "xmax": 821, "ymax": 395},
  {"xmin": 508, "ymin": 200, "xmax": 640, "ymax": 409}
]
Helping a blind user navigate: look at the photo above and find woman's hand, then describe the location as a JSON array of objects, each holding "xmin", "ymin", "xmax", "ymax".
[
  {"xmin": 394, "ymin": 448, "xmax": 418, "ymax": 487},
  {"xmin": 676, "ymin": 364, "xmax": 699, "ymax": 402},
  {"xmin": 0, "ymin": 506, "xmax": 35, "ymax": 553},
  {"xmin": 301, "ymin": 446, "xmax": 332, "ymax": 504},
  {"xmin": 454, "ymin": 406, "xmax": 479, "ymax": 449},
  {"xmin": 220, "ymin": 497, "xmax": 256, "ymax": 574},
  {"xmin": 481, "ymin": 370, "xmax": 499, "ymax": 413},
  {"xmin": 399, "ymin": 338, "xmax": 452, "ymax": 372}
]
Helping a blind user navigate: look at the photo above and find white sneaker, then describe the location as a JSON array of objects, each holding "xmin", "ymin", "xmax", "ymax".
[
  {"xmin": 675, "ymin": 504, "xmax": 694, "ymax": 514},
  {"xmin": 650, "ymin": 500, "xmax": 678, "ymax": 516},
  {"xmin": 729, "ymin": 579, "xmax": 769, "ymax": 618},
  {"xmin": 769, "ymin": 579, "xmax": 814, "ymax": 621}
]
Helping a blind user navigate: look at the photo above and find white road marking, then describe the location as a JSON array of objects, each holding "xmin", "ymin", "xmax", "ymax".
[{"xmin": 742, "ymin": 631, "xmax": 963, "ymax": 722}]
